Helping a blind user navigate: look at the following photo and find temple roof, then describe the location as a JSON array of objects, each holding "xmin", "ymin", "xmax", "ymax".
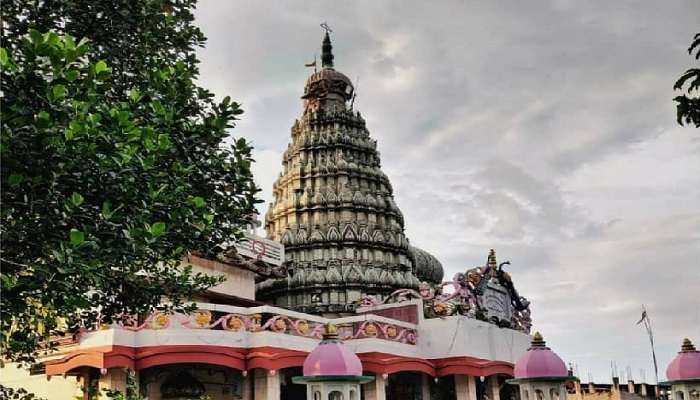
[
  {"xmin": 409, "ymin": 246, "xmax": 444, "ymax": 284},
  {"xmin": 259, "ymin": 28, "xmax": 443, "ymax": 314},
  {"xmin": 301, "ymin": 31, "xmax": 354, "ymax": 104}
]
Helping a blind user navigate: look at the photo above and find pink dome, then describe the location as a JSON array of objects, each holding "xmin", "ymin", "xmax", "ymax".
[
  {"xmin": 302, "ymin": 325, "xmax": 363, "ymax": 377},
  {"xmin": 666, "ymin": 338, "xmax": 700, "ymax": 382},
  {"xmin": 514, "ymin": 333, "xmax": 569, "ymax": 379}
]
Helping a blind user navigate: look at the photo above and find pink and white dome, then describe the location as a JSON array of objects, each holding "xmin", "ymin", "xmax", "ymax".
[
  {"xmin": 302, "ymin": 324, "xmax": 363, "ymax": 377},
  {"xmin": 666, "ymin": 338, "xmax": 700, "ymax": 382},
  {"xmin": 514, "ymin": 332, "xmax": 569, "ymax": 379}
]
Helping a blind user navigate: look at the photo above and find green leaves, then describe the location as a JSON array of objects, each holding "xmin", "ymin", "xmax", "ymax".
[
  {"xmin": 69, "ymin": 229, "xmax": 84, "ymax": 246},
  {"xmin": 69, "ymin": 192, "xmax": 84, "ymax": 207},
  {"xmin": 2, "ymin": 8, "xmax": 258, "ymax": 367},
  {"xmin": 94, "ymin": 60, "xmax": 112, "ymax": 79},
  {"xmin": 190, "ymin": 196, "xmax": 206, "ymax": 208},
  {"xmin": 50, "ymin": 84, "xmax": 66, "ymax": 101},
  {"xmin": 674, "ymin": 33, "xmax": 700, "ymax": 128},
  {"xmin": 7, "ymin": 174, "xmax": 24, "ymax": 186},
  {"xmin": 148, "ymin": 222, "xmax": 166, "ymax": 237},
  {"xmin": 95, "ymin": 60, "xmax": 108, "ymax": 74},
  {"xmin": 0, "ymin": 48, "xmax": 8, "ymax": 67}
]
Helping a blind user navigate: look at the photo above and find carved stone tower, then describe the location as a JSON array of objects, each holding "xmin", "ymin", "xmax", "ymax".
[{"xmin": 256, "ymin": 30, "xmax": 443, "ymax": 315}]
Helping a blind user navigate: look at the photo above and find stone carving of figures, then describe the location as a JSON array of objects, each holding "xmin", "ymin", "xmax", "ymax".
[
  {"xmin": 359, "ymin": 295, "xmax": 380, "ymax": 307},
  {"xmin": 418, "ymin": 281, "xmax": 434, "ymax": 300},
  {"xmin": 512, "ymin": 304, "xmax": 532, "ymax": 333}
]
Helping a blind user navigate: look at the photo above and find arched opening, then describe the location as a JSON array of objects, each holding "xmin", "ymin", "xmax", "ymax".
[
  {"xmin": 139, "ymin": 363, "xmax": 243, "ymax": 399},
  {"xmin": 535, "ymin": 389, "xmax": 545, "ymax": 400},
  {"xmin": 349, "ymin": 388, "xmax": 358, "ymax": 400},
  {"xmin": 523, "ymin": 389, "xmax": 530, "ymax": 400},
  {"xmin": 280, "ymin": 367, "xmax": 306, "ymax": 400},
  {"xmin": 429, "ymin": 374, "xmax": 456, "ymax": 400},
  {"xmin": 689, "ymin": 389, "xmax": 700, "ymax": 400},
  {"xmin": 314, "ymin": 391, "xmax": 322, "ymax": 400},
  {"xmin": 387, "ymin": 371, "xmax": 422, "ymax": 400},
  {"xmin": 550, "ymin": 388, "xmax": 560, "ymax": 400},
  {"xmin": 329, "ymin": 390, "xmax": 344, "ymax": 400},
  {"xmin": 676, "ymin": 391, "xmax": 686, "ymax": 400}
]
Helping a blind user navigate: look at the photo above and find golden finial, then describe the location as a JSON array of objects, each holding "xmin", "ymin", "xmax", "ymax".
[
  {"xmin": 531, "ymin": 331, "xmax": 546, "ymax": 348},
  {"xmin": 323, "ymin": 323, "xmax": 338, "ymax": 340},
  {"xmin": 488, "ymin": 249, "xmax": 497, "ymax": 268},
  {"xmin": 681, "ymin": 338, "xmax": 697, "ymax": 352}
]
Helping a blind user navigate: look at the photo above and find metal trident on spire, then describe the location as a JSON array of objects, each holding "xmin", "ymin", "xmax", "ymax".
[{"xmin": 320, "ymin": 22, "xmax": 334, "ymax": 68}]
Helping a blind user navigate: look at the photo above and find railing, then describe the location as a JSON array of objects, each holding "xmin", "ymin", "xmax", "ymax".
[{"xmin": 109, "ymin": 303, "xmax": 418, "ymax": 345}]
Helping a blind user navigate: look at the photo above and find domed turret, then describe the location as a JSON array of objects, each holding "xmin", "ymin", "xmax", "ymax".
[
  {"xmin": 301, "ymin": 31, "xmax": 354, "ymax": 112},
  {"xmin": 302, "ymin": 324, "xmax": 363, "ymax": 377},
  {"xmin": 662, "ymin": 338, "xmax": 700, "ymax": 400},
  {"xmin": 293, "ymin": 324, "xmax": 373, "ymax": 399},
  {"xmin": 409, "ymin": 246, "xmax": 444, "ymax": 284},
  {"xmin": 666, "ymin": 338, "xmax": 700, "ymax": 382},
  {"xmin": 513, "ymin": 332, "xmax": 568, "ymax": 379},
  {"xmin": 508, "ymin": 333, "xmax": 577, "ymax": 400}
]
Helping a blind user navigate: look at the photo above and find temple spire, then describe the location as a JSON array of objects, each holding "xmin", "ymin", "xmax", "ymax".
[{"xmin": 320, "ymin": 23, "xmax": 334, "ymax": 68}]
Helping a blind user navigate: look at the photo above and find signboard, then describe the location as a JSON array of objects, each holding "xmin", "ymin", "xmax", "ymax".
[
  {"xmin": 482, "ymin": 281, "xmax": 512, "ymax": 323},
  {"xmin": 233, "ymin": 233, "xmax": 285, "ymax": 266}
]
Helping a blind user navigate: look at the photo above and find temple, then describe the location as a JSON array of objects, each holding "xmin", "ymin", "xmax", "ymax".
[
  {"xmin": 257, "ymin": 29, "xmax": 443, "ymax": 314},
  {"xmin": 1, "ymin": 28, "xmax": 688, "ymax": 400}
]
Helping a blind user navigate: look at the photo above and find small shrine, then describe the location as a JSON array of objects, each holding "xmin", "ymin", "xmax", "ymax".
[
  {"xmin": 508, "ymin": 332, "xmax": 577, "ymax": 400},
  {"xmin": 662, "ymin": 338, "xmax": 700, "ymax": 400},
  {"xmin": 292, "ymin": 324, "xmax": 373, "ymax": 400}
]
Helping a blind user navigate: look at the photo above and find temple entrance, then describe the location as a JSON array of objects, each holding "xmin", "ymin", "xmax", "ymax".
[
  {"xmin": 430, "ymin": 375, "xmax": 456, "ymax": 400},
  {"xmin": 499, "ymin": 376, "xmax": 518, "ymax": 400},
  {"xmin": 281, "ymin": 367, "xmax": 307, "ymax": 400},
  {"xmin": 139, "ymin": 363, "xmax": 243, "ymax": 399},
  {"xmin": 387, "ymin": 372, "xmax": 424, "ymax": 400}
]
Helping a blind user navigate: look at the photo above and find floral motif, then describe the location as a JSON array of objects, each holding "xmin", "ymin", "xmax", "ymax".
[
  {"xmin": 192, "ymin": 310, "xmax": 211, "ymax": 328},
  {"xmin": 296, "ymin": 320, "xmax": 310, "ymax": 335},
  {"xmin": 152, "ymin": 312, "xmax": 170, "ymax": 329},
  {"xmin": 364, "ymin": 323, "xmax": 378, "ymax": 337},
  {"xmin": 115, "ymin": 311, "xmax": 418, "ymax": 345},
  {"xmin": 272, "ymin": 318, "xmax": 287, "ymax": 332},
  {"xmin": 386, "ymin": 325, "xmax": 398, "ymax": 338},
  {"xmin": 226, "ymin": 316, "xmax": 245, "ymax": 332},
  {"xmin": 433, "ymin": 302, "xmax": 451, "ymax": 316}
]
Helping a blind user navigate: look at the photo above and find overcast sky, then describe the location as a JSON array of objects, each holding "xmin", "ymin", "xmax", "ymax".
[{"xmin": 194, "ymin": 1, "xmax": 700, "ymax": 383}]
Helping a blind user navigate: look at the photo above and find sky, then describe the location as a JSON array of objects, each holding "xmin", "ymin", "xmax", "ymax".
[{"xmin": 193, "ymin": 1, "xmax": 700, "ymax": 383}]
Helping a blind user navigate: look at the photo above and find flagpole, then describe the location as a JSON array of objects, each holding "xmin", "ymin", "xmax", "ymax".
[{"xmin": 638, "ymin": 305, "xmax": 659, "ymax": 398}]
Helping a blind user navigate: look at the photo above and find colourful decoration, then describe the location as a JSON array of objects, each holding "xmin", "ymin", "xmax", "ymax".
[
  {"xmin": 360, "ymin": 249, "xmax": 533, "ymax": 333},
  {"xmin": 192, "ymin": 310, "xmax": 212, "ymax": 328},
  {"xmin": 112, "ymin": 310, "xmax": 417, "ymax": 345},
  {"xmin": 152, "ymin": 313, "xmax": 170, "ymax": 330}
]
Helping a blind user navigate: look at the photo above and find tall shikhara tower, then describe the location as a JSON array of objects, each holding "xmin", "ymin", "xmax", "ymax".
[{"xmin": 257, "ymin": 31, "xmax": 443, "ymax": 315}]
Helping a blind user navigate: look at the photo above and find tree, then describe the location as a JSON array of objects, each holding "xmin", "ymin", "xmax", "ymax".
[
  {"xmin": 674, "ymin": 32, "xmax": 700, "ymax": 127},
  {"xmin": 0, "ymin": 0, "xmax": 260, "ymax": 365}
]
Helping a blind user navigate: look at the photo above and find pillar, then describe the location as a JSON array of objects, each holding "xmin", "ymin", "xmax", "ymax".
[
  {"xmin": 98, "ymin": 368, "xmax": 129, "ymax": 394},
  {"xmin": 421, "ymin": 374, "xmax": 431, "ymax": 400},
  {"xmin": 455, "ymin": 375, "xmax": 478, "ymax": 400},
  {"xmin": 253, "ymin": 369, "xmax": 280, "ymax": 400},
  {"xmin": 241, "ymin": 371, "xmax": 253, "ymax": 400},
  {"xmin": 364, "ymin": 373, "xmax": 386, "ymax": 400},
  {"xmin": 489, "ymin": 376, "xmax": 501, "ymax": 400},
  {"xmin": 627, "ymin": 380, "xmax": 635, "ymax": 394}
]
